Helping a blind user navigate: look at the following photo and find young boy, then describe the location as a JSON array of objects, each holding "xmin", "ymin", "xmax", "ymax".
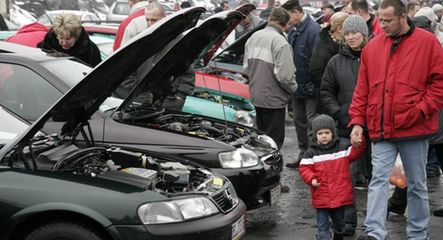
[{"xmin": 299, "ymin": 114, "xmax": 366, "ymax": 240}]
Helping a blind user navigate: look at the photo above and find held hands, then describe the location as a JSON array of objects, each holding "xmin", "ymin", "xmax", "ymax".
[
  {"xmin": 311, "ymin": 179, "xmax": 320, "ymax": 188},
  {"xmin": 350, "ymin": 125, "xmax": 364, "ymax": 147}
]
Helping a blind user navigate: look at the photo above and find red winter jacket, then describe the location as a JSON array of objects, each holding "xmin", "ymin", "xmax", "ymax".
[
  {"xmin": 113, "ymin": 8, "xmax": 145, "ymax": 51},
  {"xmin": 299, "ymin": 138, "xmax": 366, "ymax": 209},
  {"xmin": 6, "ymin": 23, "xmax": 48, "ymax": 47},
  {"xmin": 348, "ymin": 27, "xmax": 443, "ymax": 140}
]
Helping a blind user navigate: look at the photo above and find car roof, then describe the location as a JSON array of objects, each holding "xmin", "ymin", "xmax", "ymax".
[{"xmin": 0, "ymin": 42, "xmax": 62, "ymax": 62}]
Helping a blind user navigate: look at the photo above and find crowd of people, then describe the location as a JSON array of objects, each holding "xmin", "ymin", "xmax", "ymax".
[{"xmin": 3, "ymin": 0, "xmax": 443, "ymax": 239}]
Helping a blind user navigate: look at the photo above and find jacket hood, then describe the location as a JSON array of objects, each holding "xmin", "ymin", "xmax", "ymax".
[{"xmin": 1, "ymin": 7, "xmax": 206, "ymax": 158}]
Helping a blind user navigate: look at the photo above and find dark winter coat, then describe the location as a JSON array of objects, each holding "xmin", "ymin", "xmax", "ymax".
[
  {"xmin": 288, "ymin": 15, "xmax": 321, "ymax": 98},
  {"xmin": 320, "ymin": 45, "xmax": 360, "ymax": 137},
  {"xmin": 37, "ymin": 28, "xmax": 101, "ymax": 68},
  {"xmin": 348, "ymin": 26, "xmax": 443, "ymax": 141},
  {"xmin": 299, "ymin": 137, "xmax": 366, "ymax": 209},
  {"xmin": 310, "ymin": 25, "xmax": 339, "ymax": 89}
]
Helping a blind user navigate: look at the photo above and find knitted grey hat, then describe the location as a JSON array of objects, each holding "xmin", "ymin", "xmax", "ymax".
[
  {"xmin": 342, "ymin": 15, "xmax": 368, "ymax": 37},
  {"xmin": 312, "ymin": 114, "xmax": 336, "ymax": 140}
]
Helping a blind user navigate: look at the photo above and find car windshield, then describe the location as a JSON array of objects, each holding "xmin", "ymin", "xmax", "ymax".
[
  {"xmin": 40, "ymin": 59, "xmax": 92, "ymax": 88},
  {"xmin": 0, "ymin": 106, "xmax": 28, "ymax": 146}
]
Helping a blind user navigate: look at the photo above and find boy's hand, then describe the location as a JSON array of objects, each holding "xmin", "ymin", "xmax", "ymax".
[{"xmin": 311, "ymin": 179, "xmax": 320, "ymax": 188}]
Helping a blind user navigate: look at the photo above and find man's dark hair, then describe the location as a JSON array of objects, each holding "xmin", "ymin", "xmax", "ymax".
[
  {"xmin": 181, "ymin": 1, "xmax": 191, "ymax": 8},
  {"xmin": 407, "ymin": 2, "xmax": 419, "ymax": 12},
  {"xmin": 269, "ymin": 7, "xmax": 290, "ymax": 26},
  {"xmin": 220, "ymin": 0, "xmax": 228, "ymax": 8},
  {"xmin": 180, "ymin": 1, "xmax": 191, "ymax": 9},
  {"xmin": 351, "ymin": 0, "xmax": 369, "ymax": 13},
  {"xmin": 379, "ymin": 0, "xmax": 407, "ymax": 16},
  {"xmin": 281, "ymin": 0, "xmax": 303, "ymax": 13}
]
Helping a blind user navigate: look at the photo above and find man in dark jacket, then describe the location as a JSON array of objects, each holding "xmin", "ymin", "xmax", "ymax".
[
  {"xmin": 350, "ymin": 0, "xmax": 382, "ymax": 39},
  {"xmin": 349, "ymin": 0, "xmax": 443, "ymax": 239},
  {"xmin": 37, "ymin": 13, "xmax": 101, "ymax": 68},
  {"xmin": 282, "ymin": 0, "xmax": 320, "ymax": 168}
]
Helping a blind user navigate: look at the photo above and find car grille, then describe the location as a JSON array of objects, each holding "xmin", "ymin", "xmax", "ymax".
[{"xmin": 212, "ymin": 187, "xmax": 237, "ymax": 213}]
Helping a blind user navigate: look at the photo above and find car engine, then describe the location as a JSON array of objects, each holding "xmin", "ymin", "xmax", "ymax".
[{"xmin": 26, "ymin": 140, "xmax": 225, "ymax": 194}]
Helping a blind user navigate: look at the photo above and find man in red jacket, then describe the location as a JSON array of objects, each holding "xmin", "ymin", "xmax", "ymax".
[{"xmin": 348, "ymin": 0, "xmax": 443, "ymax": 239}]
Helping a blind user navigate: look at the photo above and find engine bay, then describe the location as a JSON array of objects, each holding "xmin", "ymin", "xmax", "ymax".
[{"xmin": 13, "ymin": 136, "xmax": 226, "ymax": 195}]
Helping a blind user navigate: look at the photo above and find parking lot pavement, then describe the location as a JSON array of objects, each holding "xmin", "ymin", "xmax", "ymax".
[{"xmin": 244, "ymin": 116, "xmax": 443, "ymax": 240}]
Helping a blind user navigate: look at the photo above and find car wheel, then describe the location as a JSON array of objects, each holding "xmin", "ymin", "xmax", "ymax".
[{"xmin": 24, "ymin": 221, "xmax": 104, "ymax": 240}]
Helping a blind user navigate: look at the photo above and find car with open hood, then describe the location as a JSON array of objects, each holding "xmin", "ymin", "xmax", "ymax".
[
  {"xmin": 0, "ymin": 8, "xmax": 247, "ymax": 240},
  {"xmin": 0, "ymin": 5, "xmax": 282, "ymax": 210}
]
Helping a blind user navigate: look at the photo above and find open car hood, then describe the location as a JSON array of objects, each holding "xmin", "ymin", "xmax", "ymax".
[
  {"xmin": 1, "ymin": 7, "xmax": 206, "ymax": 157},
  {"xmin": 115, "ymin": 7, "xmax": 252, "ymax": 117},
  {"xmin": 209, "ymin": 20, "xmax": 266, "ymax": 68}
]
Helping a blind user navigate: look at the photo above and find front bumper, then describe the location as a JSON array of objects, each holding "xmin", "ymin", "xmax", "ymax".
[
  {"xmin": 107, "ymin": 200, "xmax": 247, "ymax": 240},
  {"xmin": 214, "ymin": 150, "xmax": 283, "ymax": 209}
]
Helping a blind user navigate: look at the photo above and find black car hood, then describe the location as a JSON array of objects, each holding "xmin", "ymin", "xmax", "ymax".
[
  {"xmin": 210, "ymin": 20, "xmax": 266, "ymax": 66},
  {"xmin": 1, "ymin": 7, "xmax": 205, "ymax": 157},
  {"xmin": 116, "ymin": 7, "xmax": 251, "ymax": 116}
]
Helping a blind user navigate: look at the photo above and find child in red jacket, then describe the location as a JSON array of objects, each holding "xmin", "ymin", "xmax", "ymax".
[{"xmin": 299, "ymin": 114, "xmax": 366, "ymax": 240}]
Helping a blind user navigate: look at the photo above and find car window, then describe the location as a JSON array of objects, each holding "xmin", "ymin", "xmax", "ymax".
[
  {"xmin": 113, "ymin": 2, "xmax": 130, "ymax": 15},
  {"xmin": 0, "ymin": 63, "xmax": 61, "ymax": 122},
  {"xmin": 40, "ymin": 59, "xmax": 91, "ymax": 88},
  {"xmin": 0, "ymin": 106, "xmax": 28, "ymax": 145}
]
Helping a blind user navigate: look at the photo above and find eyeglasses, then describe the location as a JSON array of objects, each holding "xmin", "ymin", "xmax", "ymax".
[{"xmin": 378, "ymin": 15, "xmax": 403, "ymax": 24}]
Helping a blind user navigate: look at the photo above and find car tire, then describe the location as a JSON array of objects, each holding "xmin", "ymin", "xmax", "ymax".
[{"xmin": 24, "ymin": 221, "xmax": 104, "ymax": 240}]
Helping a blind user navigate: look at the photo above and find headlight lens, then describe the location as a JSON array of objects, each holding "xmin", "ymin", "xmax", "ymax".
[
  {"xmin": 218, "ymin": 148, "xmax": 259, "ymax": 168},
  {"xmin": 258, "ymin": 134, "xmax": 278, "ymax": 150},
  {"xmin": 138, "ymin": 197, "xmax": 219, "ymax": 224},
  {"xmin": 233, "ymin": 110, "xmax": 254, "ymax": 127}
]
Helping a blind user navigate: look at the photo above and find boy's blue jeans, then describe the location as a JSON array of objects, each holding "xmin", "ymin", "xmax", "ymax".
[
  {"xmin": 316, "ymin": 207, "xmax": 345, "ymax": 240},
  {"xmin": 364, "ymin": 139, "xmax": 429, "ymax": 240}
]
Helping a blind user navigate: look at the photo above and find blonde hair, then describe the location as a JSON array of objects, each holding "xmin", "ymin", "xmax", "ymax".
[
  {"xmin": 329, "ymin": 12, "xmax": 349, "ymax": 43},
  {"xmin": 52, "ymin": 13, "xmax": 82, "ymax": 39}
]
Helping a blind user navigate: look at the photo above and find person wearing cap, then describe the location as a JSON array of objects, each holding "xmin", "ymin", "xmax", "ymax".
[
  {"xmin": 282, "ymin": 0, "xmax": 321, "ymax": 169},
  {"xmin": 320, "ymin": 15, "xmax": 372, "ymax": 237},
  {"xmin": 299, "ymin": 114, "xmax": 366, "ymax": 240},
  {"xmin": 433, "ymin": 3, "xmax": 443, "ymax": 22},
  {"xmin": 348, "ymin": 0, "xmax": 443, "ymax": 239}
]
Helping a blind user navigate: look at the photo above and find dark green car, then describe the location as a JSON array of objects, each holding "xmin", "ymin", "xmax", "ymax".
[{"xmin": 0, "ymin": 7, "xmax": 246, "ymax": 240}]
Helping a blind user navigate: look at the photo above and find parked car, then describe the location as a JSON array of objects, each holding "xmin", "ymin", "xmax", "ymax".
[
  {"xmin": 106, "ymin": 0, "xmax": 174, "ymax": 22},
  {"xmin": 0, "ymin": 6, "xmax": 282, "ymax": 210},
  {"xmin": 0, "ymin": 8, "xmax": 246, "ymax": 240},
  {"xmin": 37, "ymin": 10, "xmax": 101, "ymax": 25}
]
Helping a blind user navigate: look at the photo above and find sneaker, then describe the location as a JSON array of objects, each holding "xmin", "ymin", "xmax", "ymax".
[
  {"xmin": 343, "ymin": 224, "xmax": 355, "ymax": 236},
  {"xmin": 356, "ymin": 233, "xmax": 377, "ymax": 240},
  {"xmin": 280, "ymin": 184, "xmax": 290, "ymax": 193},
  {"xmin": 388, "ymin": 201, "xmax": 406, "ymax": 215},
  {"xmin": 434, "ymin": 206, "xmax": 443, "ymax": 217},
  {"xmin": 426, "ymin": 169, "xmax": 441, "ymax": 178},
  {"xmin": 285, "ymin": 161, "xmax": 300, "ymax": 169}
]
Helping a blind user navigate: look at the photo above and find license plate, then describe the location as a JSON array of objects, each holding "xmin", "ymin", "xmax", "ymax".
[
  {"xmin": 232, "ymin": 214, "xmax": 245, "ymax": 240},
  {"xmin": 270, "ymin": 184, "xmax": 281, "ymax": 205}
]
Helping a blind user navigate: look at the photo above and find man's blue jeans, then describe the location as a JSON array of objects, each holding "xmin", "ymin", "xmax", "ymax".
[
  {"xmin": 316, "ymin": 207, "xmax": 345, "ymax": 240},
  {"xmin": 364, "ymin": 139, "xmax": 429, "ymax": 240}
]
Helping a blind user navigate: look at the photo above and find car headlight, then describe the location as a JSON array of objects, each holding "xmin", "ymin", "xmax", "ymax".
[
  {"xmin": 233, "ymin": 110, "xmax": 254, "ymax": 127},
  {"xmin": 218, "ymin": 148, "xmax": 259, "ymax": 168},
  {"xmin": 257, "ymin": 134, "xmax": 278, "ymax": 150},
  {"xmin": 138, "ymin": 197, "xmax": 219, "ymax": 224}
]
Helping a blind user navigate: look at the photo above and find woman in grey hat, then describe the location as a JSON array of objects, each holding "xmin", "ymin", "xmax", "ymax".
[{"xmin": 319, "ymin": 14, "xmax": 371, "ymax": 237}]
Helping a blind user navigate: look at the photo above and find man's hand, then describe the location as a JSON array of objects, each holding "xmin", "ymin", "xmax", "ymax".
[
  {"xmin": 350, "ymin": 125, "xmax": 364, "ymax": 147},
  {"xmin": 312, "ymin": 179, "xmax": 321, "ymax": 188}
]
